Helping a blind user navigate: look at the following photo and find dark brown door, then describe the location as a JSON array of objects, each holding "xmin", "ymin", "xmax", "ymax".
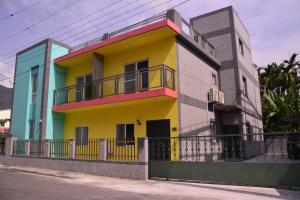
[{"xmin": 147, "ymin": 119, "xmax": 170, "ymax": 160}]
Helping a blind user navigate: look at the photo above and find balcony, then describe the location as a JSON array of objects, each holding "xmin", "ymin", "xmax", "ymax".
[{"xmin": 53, "ymin": 65, "xmax": 176, "ymax": 112}]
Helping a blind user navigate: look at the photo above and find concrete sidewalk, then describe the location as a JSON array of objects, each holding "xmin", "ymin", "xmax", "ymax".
[{"xmin": 1, "ymin": 164, "xmax": 299, "ymax": 200}]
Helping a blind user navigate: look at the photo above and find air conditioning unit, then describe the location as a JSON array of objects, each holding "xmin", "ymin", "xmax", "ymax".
[
  {"xmin": 218, "ymin": 91, "xmax": 225, "ymax": 104},
  {"xmin": 208, "ymin": 88, "xmax": 219, "ymax": 102}
]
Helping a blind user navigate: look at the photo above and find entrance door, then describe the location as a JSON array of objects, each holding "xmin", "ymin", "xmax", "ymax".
[
  {"xmin": 137, "ymin": 60, "xmax": 148, "ymax": 90},
  {"xmin": 147, "ymin": 119, "xmax": 170, "ymax": 160},
  {"xmin": 75, "ymin": 74, "xmax": 92, "ymax": 101},
  {"xmin": 124, "ymin": 60, "xmax": 149, "ymax": 93},
  {"xmin": 223, "ymin": 125, "xmax": 242, "ymax": 159},
  {"xmin": 124, "ymin": 63, "xmax": 136, "ymax": 93}
]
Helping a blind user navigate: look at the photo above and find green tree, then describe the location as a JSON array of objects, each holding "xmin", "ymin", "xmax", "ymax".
[{"xmin": 258, "ymin": 53, "xmax": 300, "ymax": 132}]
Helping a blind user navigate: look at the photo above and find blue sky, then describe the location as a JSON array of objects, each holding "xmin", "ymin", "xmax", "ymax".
[{"xmin": 0, "ymin": 0, "xmax": 299, "ymax": 88}]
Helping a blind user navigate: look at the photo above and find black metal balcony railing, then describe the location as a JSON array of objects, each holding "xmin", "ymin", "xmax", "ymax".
[{"xmin": 53, "ymin": 65, "xmax": 175, "ymax": 106}]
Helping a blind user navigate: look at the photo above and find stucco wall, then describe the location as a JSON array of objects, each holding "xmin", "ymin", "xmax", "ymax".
[
  {"xmin": 191, "ymin": 8, "xmax": 238, "ymax": 105},
  {"xmin": 176, "ymin": 40, "xmax": 217, "ymax": 135},
  {"xmin": 0, "ymin": 155, "xmax": 147, "ymax": 180},
  {"xmin": 45, "ymin": 43, "xmax": 69, "ymax": 139},
  {"xmin": 11, "ymin": 43, "xmax": 47, "ymax": 139}
]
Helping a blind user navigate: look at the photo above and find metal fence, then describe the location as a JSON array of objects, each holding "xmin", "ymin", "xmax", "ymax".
[
  {"xmin": 50, "ymin": 139, "xmax": 69, "ymax": 158},
  {"xmin": 53, "ymin": 65, "xmax": 175, "ymax": 106},
  {"xmin": 12, "ymin": 140, "xmax": 26, "ymax": 156},
  {"xmin": 148, "ymin": 133, "xmax": 300, "ymax": 163},
  {"xmin": 75, "ymin": 138, "xmax": 100, "ymax": 160},
  {"xmin": 29, "ymin": 140, "xmax": 45, "ymax": 157},
  {"xmin": 107, "ymin": 138, "xmax": 138, "ymax": 161}
]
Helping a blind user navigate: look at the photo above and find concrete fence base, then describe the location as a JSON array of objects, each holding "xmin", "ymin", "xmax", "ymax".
[{"xmin": 0, "ymin": 155, "xmax": 148, "ymax": 180}]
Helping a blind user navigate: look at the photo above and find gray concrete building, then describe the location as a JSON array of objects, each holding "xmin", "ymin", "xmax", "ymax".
[{"xmin": 173, "ymin": 6, "xmax": 262, "ymax": 138}]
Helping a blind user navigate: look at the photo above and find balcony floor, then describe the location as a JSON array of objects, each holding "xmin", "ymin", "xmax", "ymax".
[{"xmin": 52, "ymin": 88, "xmax": 177, "ymax": 113}]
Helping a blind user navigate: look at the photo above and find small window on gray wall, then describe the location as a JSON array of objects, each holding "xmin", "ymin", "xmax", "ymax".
[
  {"xmin": 246, "ymin": 122, "xmax": 252, "ymax": 141},
  {"xmin": 239, "ymin": 39, "xmax": 244, "ymax": 56},
  {"xmin": 211, "ymin": 73, "xmax": 217, "ymax": 86},
  {"xmin": 242, "ymin": 76, "xmax": 248, "ymax": 97}
]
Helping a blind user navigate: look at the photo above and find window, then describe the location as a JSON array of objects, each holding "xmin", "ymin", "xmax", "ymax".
[
  {"xmin": 29, "ymin": 120, "xmax": 35, "ymax": 139},
  {"xmin": 246, "ymin": 122, "xmax": 252, "ymax": 141},
  {"xmin": 31, "ymin": 73, "xmax": 38, "ymax": 103},
  {"xmin": 242, "ymin": 76, "xmax": 248, "ymax": 97},
  {"xmin": 116, "ymin": 124, "xmax": 135, "ymax": 146},
  {"xmin": 210, "ymin": 121, "xmax": 216, "ymax": 136},
  {"xmin": 75, "ymin": 127, "xmax": 88, "ymax": 146},
  {"xmin": 239, "ymin": 39, "xmax": 244, "ymax": 56},
  {"xmin": 211, "ymin": 73, "xmax": 217, "ymax": 86},
  {"xmin": 124, "ymin": 60, "xmax": 148, "ymax": 93},
  {"xmin": 75, "ymin": 74, "xmax": 92, "ymax": 101}
]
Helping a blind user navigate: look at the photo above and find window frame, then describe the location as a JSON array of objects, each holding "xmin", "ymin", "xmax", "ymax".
[
  {"xmin": 75, "ymin": 74, "xmax": 92, "ymax": 101},
  {"xmin": 124, "ymin": 59, "xmax": 149, "ymax": 93},
  {"xmin": 242, "ymin": 76, "xmax": 248, "ymax": 97},
  {"xmin": 246, "ymin": 122, "xmax": 252, "ymax": 142},
  {"xmin": 211, "ymin": 73, "xmax": 217, "ymax": 86},
  {"xmin": 31, "ymin": 73, "xmax": 38, "ymax": 104},
  {"xmin": 75, "ymin": 127, "xmax": 88, "ymax": 146},
  {"xmin": 239, "ymin": 38, "xmax": 244, "ymax": 56},
  {"xmin": 116, "ymin": 123, "xmax": 135, "ymax": 146},
  {"xmin": 29, "ymin": 120, "xmax": 35, "ymax": 139}
]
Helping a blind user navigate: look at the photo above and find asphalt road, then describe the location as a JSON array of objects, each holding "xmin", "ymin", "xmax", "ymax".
[{"xmin": 0, "ymin": 169, "xmax": 200, "ymax": 200}]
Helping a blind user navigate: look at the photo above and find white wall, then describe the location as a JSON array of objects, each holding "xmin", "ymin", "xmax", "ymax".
[{"xmin": 0, "ymin": 109, "xmax": 11, "ymax": 128}]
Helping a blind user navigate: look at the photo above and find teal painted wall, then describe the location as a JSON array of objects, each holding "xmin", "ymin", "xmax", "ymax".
[
  {"xmin": 11, "ymin": 43, "xmax": 46, "ymax": 140},
  {"xmin": 45, "ymin": 43, "xmax": 68, "ymax": 139}
]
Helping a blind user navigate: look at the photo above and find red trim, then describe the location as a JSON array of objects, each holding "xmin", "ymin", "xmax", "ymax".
[
  {"xmin": 0, "ymin": 127, "xmax": 9, "ymax": 134},
  {"xmin": 52, "ymin": 88, "xmax": 177, "ymax": 112},
  {"xmin": 55, "ymin": 19, "xmax": 180, "ymax": 63}
]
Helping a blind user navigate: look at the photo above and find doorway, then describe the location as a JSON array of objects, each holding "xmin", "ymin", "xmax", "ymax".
[
  {"xmin": 147, "ymin": 119, "xmax": 170, "ymax": 160},
  {"xmin": 222, "ymin": 125, "xmax": 242, "ymax": 159}
]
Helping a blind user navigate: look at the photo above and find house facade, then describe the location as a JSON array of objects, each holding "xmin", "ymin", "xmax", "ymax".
[
  {"xmin": 0, "ymin": 109, "xmax": 10, "ymax": 134},
  {"xmin": 10, "ymin": 7, "xmax": 262, "ymax": 145}
]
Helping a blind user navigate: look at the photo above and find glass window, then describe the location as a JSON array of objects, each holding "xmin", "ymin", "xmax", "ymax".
[
  {"xmin": 210, "ymin": 121, "xmax": 216, "ymax": 136},
  {"xmin": 75, "ymin": 74, "xmax": 92, "ymax": 101},
  {"xmin": 29, "ymin": 120, "xmax": 35, "ymax": 139},
  {"xmin": 239, "ymin": 39, "xmax": 244, "ymax": 56},
  {"xmin": 116, "ymin": 123, "xmax": 135, "ymax": 146},
  {"xmin": 32, "ymin": 74, "xmax": 38, "ymax": 103},
  {"xmin": 242, "ymin": 76, "xmax": 248, "ymax": 97},
  {"xmin": 211, "ymin": 73, "xmax": 217, "ymax": 86},
  {"xmin": 246, "ymin": 122, "xmax": 252, "ymax": 141},
  {"xmin": 75, "ymin": 127, "xmax": 88, "ymax": 146},
  {"xmin": 124, "ymin": 60, "xmax": 149, "ymax": 93}
]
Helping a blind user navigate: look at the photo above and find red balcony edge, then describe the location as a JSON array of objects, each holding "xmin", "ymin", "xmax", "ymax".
[
  {"xmin": 52, "ymin": 88, "xmax": 177, "ymax": 112},
  {"xmin": 54, "ymin": 19, "xmax": 180, "ymax": 63}
]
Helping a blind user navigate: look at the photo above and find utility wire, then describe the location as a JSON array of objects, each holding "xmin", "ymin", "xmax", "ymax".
[
  {"xmin": 0, "ymin": 0, "xmax": 124, "ymax": 58},
  {"xmin": 0, "ymin": 0, "xmax": 44, "ymax": 21},
  {"xmin": 0, "ymin": 0, "xmax": 81, "ymax": 42},
  {"xmin": 0, "ymin": 0, "xmax": 166, "ymax": 66},
  {"xmin": 0, "ymin": 0, "xmax": 190, "ymax": 81}
]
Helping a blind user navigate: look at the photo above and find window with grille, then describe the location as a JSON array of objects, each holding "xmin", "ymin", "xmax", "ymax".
[
  {"xmin": 116, "ymin": 124, "xmax": 135, "ymax": 146},
  {"xmin": 75, "ymin": 127, "xmax": 88, "ymax": 146}
]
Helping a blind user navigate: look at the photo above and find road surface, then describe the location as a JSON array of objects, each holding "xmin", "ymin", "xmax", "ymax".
[{"xmin": 0, "ymin": 165, "xmax": 299, "ymax": 200}]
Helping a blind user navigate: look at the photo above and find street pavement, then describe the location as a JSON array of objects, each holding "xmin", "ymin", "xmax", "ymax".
[{"xmin": 0, "ymin": 164, "xmax": 299, "ymax": 200}]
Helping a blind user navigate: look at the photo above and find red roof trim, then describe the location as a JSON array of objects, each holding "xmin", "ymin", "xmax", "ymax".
[
  {"xmin": 52, "ymin": 88, "xmax": 177, "ymax": 112},
  {"xmin": 54, "ymin": 19, "xmax": 180, "ymax": 63}
]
